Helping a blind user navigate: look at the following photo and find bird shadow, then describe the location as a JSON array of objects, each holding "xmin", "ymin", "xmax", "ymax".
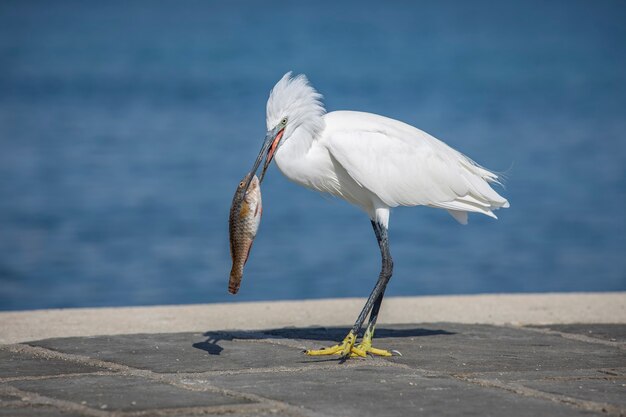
[
  {"xmin": 191, "ymin": 334, "xmax": 225, "ymax": 355},
  {"xmin": 192, "ymin": 325, "xmax": 455, "ymax": 356}
]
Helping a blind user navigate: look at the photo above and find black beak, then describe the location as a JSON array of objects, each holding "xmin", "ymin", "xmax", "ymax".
[{"xmin": 243, "ymin": 126, "xmax": 283, "ymax": 194}]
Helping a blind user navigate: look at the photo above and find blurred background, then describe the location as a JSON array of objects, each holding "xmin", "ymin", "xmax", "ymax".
[{"xmin": 0, "ymin": 0, "xmax": 624, "ymax": 311}]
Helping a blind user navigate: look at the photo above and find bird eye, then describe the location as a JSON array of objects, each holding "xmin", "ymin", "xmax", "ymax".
[{"xmin": 281, "ymin": 117, "xmax": 287, "ymax": 125}]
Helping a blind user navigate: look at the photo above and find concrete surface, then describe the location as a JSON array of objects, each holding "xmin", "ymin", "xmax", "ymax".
[
  {"xmin": 1, "ymin": 292, "xmax": 625, "ymax": 344},
  {"xmin": 0, "ymin": 294, "xmax": 625, "ymax": 416}
]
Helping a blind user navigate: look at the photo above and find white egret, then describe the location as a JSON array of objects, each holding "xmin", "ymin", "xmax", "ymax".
[{"xmin": 244, "ymin": 72, "xmax": 509, "ymax": 360}]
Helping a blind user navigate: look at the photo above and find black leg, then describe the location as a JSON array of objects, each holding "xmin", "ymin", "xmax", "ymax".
[
  {"xmin": 341, "ymin": 220, "xmax": 393, "ymax": 359},
  {"xmin": 366, "ymin": 221, "xmax": 391, "ymax": 331}
]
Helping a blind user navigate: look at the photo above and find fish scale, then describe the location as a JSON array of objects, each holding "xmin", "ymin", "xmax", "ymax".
[{"xmin": 228, "ymin": 174, "xmax": 262, "ymax": 294}]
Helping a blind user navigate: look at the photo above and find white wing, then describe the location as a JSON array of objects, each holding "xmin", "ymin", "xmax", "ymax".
[{"xmin": 322, "ymin": 111, "xmax": 509, "ymax": 224}]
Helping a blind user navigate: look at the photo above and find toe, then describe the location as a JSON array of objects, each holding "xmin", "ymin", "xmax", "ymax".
[
  {"xmin": 305, "ymin": 344, "xmax": 341, "ymax": 356},
  {"xmin": 350, "ymin": 346, "xmax": 367, "ymax": 357},
  {"xmin": 368, "ymin": 346, "xmax": 393, "ymax": 357}
]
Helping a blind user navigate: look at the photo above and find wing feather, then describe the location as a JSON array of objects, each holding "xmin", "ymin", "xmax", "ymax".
[{"xmin": 323, "ymin": 111, "xmax": 508, "ymax": 222}]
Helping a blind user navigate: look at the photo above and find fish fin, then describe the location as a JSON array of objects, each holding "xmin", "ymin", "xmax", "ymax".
[{"xmin": 243, "ymin": 242, "xmax": 253, "ymax": 265}]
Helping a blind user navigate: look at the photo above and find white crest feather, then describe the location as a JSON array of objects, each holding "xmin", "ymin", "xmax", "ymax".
[{"xmin": 266, "ymin": 72, "xmax": 326, "ymax": 139}]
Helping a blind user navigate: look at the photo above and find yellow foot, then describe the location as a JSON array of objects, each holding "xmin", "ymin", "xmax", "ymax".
[
  {"xmin": 353, "ymin": 339, "xmax": 393, "ymax": 357},
  {"xmin": 353, "ymin": 324, "xmax": 397, "ymax": 357},
  {"xmin": 305, "ymin": 331, "xmax": 366, "ymax": 358}
]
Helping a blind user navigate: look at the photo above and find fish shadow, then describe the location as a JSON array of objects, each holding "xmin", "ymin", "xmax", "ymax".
[{"xmin": 192, "ymin": 325, "xmax": 455, "ymax": 356}]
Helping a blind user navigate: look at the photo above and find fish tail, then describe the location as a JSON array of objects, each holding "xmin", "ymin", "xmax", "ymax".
[{"xmin": 228, "ymin": 268, "xmax": 242, "ymax": 294}]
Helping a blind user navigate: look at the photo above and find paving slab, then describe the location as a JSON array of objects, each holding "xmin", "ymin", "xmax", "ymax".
[
  {"xmin": 9, "ymin": 375, "xmax": 251, "ymax": 412},
  {"xmin": 466, "ymin": 368, "xmax": 626, "ymax": 406},
  {"xmin": 0, "ymin": 350, "xmax": 101, "ymax": 378},
  {"xmin": 528, "ymin": 324, "xmax": 626, "ymax": 343},
  {"xmin": 0, "ymin": 392, "xmax": 21, "ymax": 402},
  {"xmin": 205, "ymin": 365, "xmax": 598, "ymax": 417},
  {"xmin": 516, "ymin": 374, "xmax": 626, "ymax": 406},
  {"xmin": 29, "ymin": 332, "xmax": 308, "ymax": 373},
  {"xmin": 390, "ymin": 323, "xmax": 625, "ymax": 373},
  {"xmin": 0, "ymin": 407, "xmax": 83, "ymax": 417}
]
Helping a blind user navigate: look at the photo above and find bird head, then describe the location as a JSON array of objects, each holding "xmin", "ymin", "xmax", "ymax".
[{"xmin": 244, "ymin": 72, "xmax": 325, "ymax": 193}]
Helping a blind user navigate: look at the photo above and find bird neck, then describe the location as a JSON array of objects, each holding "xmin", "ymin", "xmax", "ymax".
[
  {"xmin": 275, "ymin": 126, "xmax": 313, "ymax": 165},
  {"xmin": 273, "ymin": 122, "xmax": 324, "ymax": 186},
  {"xmin": 276, "ymin": 116, "xmax": 324, "ymax": 163}
]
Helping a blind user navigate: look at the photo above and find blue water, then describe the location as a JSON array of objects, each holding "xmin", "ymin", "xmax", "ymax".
[{"xmin": 0, "ymin": 1, "xmax": 625, "ymax": 311}]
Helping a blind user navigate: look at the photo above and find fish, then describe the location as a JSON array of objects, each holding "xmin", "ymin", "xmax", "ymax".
[{"xmin": 228, "ymin": 174, "xmax": 262, "ymax": 294}]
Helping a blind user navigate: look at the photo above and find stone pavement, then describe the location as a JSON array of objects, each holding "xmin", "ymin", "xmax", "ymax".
[{"xmin": 0, "ymin": 323, "xmax": 624, "ymax": 417}]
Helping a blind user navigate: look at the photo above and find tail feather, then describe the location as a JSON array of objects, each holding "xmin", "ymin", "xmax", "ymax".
[
  {"xmin": 447, "ymin": 209, "xmax": 469, "ymax": 225},
  {"xmin": 435, "ymin": 164, "xmax": 509, "ymax": 224}
]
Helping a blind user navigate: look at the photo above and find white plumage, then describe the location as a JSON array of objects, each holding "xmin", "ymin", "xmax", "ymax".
[
  {"xmin": 267, "ymin": 72, "xmax": 509, "ymax": 228},
  {"xmin": 250, "ymin": 72, "xmax": 510, "ymax": 359}
]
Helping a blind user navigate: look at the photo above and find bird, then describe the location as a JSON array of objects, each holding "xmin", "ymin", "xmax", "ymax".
[{"xmin": 243, "ymin": 72, "xmax": 509, "ymax": 360}]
